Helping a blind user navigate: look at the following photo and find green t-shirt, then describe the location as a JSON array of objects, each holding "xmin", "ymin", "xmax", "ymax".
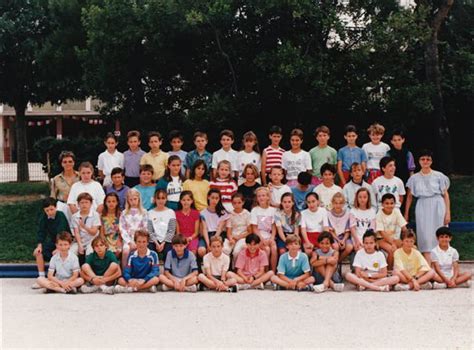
[
  {"xmin": 85, "ymin": 250, "xmax": 119, "ymax": 276},
  {"xmin": 309, "ymin": 145, "xmax": 337, "ymax": 177}
]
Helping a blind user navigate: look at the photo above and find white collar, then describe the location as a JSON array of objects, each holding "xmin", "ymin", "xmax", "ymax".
[
  {"xmin": 288, "ymin": 251, "xmax": 300, "ymax": 267},
  {"xmin": 133, "ymin": 248, "xmax": 151, "ymax": 257}
]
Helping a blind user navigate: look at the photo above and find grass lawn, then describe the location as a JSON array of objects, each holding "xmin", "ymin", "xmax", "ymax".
[{"xmin": 0, "ymin": 176, "xmax": 473, "ymax": 262}]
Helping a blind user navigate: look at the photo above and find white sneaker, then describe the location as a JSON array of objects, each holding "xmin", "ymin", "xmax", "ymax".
[
  {"xmin": 100, "ymin": 285, "xmax": 115, "ymax": 295},
  {"xmin": 239, "ymin": 284, "xmax": 251, "ymax": 290},
  {"xmin": 394, "ymin": 283, "xmax": 410, "ymax": 291},
  {"xmin": 31, "ymin": 282, "xmax": 41, "ymax": 289},
  {"xmin": 184, "ymin": 285, "xmax": 197, "ymax": 293},
  {"xmin": 358, "ymin": 285, "xmax": 366, "ymax": 291},
  {"xmin": 114, "ymin": 285, "xmax": 135, "ymax": 293},
  {"xmin": 332, "ymin": 283, "xmax": 344, "ymax": 292},
  {"xmin": 149, "ymin": 285, "xmax": 157, "ymax": 293},
  {"xmin": 80, "ymin": 285, "xmax": 100, "ymax": 294},
  {"xmin": 161, "ymin": 284, "xmax": 171, "ymax": 292},
  {"xmin": 313, "ymin": 284, "xmax": 326, "ymax": 293},
  {"xmin": 421, "ymin": 282, "xmax": 433, "ymax": 290},
  {"xmin": 433, "ymin": 282, "xmax": 447, "ymax": 289},
  {"xmin": 458, "ymin": 281, "xmax": 471, "ymax": 288},
  {"xmin": 379, "ymin": 285, "xmax": 390, "ymax": 292},
  {"xmin": 255, "ymin": 283, "xmax": 265, "ymax": 290}
]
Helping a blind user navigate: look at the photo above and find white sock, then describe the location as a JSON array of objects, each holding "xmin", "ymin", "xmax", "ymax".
[{"xmin": 38, "ymin": 272, "xmax": 45, "ymax": 277}]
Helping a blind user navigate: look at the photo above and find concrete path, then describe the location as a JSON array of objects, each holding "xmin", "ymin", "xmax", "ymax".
[{"xmin": 1, "ymin": 278, "xmax": 472, "ymax": 349}]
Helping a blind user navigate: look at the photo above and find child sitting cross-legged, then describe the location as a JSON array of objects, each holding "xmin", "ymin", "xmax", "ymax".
[
  {"xmin": 310, "ymin": 232, "xmax": 345, "ymax": 293},
  {"xmin": 198, "ymin": 236, "xmax": 238, "ymax": 292},
  {"xmin": 345, "ymin": 230, "xmax": 400, "ymax": 292},
  {"xmin": 115, "ymin": 230, "xmax": 160, "ymax": 293},
  {"xmin": 227, "ymin": 234, "xmax": 274, "ymax": 290},
  {"xmin": 270, "ymin": 234, "xmax": 313, "ymax": 291},
  {"xmin": 431, "ymin": 226, "xmax": 471, "ymax": 289},
  {"xmin": 159, "ymin": 234, "xmax": 199, "ymax": 292},
  {"xmin": 36, "ymin": 232, "xmax": 84, "ymax": 294},
  {"xmin": 393, "ymin": 230, "xmax": 435, "ymax": 291},
  {"xmin": 79, "ymin": 236, "xmax": 121, "ymax": 294}
]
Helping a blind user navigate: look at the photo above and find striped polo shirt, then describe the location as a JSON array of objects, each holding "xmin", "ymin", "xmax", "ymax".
[
  {"xmin": 209, "ymin": 178, "xmax": 238, "ymax": 213},
  {"xmin": 263, "ymin": 146, "xmax": 285, "ymax": 173}
]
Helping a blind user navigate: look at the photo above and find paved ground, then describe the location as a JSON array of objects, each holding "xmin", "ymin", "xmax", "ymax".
[{"xmin": 1, "ymin": 278, "xmax": 472, "ymax": 349}]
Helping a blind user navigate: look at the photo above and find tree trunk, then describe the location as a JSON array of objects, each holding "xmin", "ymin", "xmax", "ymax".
[
  {"xmin": 14, "ymin": 104, "xmax": 30, "ymax": 182},
  {"xmin": 420, "ymin": 0, "xmax": 454, "ymax": 174}
]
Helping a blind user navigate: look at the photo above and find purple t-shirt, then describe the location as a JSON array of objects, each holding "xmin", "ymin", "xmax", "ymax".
[{"xmin": 124, "ymin": 148, "xmax": 146, "ymax": 177}]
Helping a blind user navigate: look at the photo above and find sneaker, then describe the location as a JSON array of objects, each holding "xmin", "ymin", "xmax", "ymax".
[
  {"xmin": 67, "ymin": 287, "xmax": 78, "ymax": 294},
  {"xmin": 332, "ymin": 283, "xmax": 344, "ymax": 292},
  {"xmin": 433, "ymin": 282, "xmax": 447, "ymax": 290},
  {"xmin": 239, "ymin": 284, "xmax": 251, "ymax": 290},
  {"xmin": 161, "ymin": 284, "xmax": 171, "ymax": 292},
  {"xmin": 379, "ymin": 285, "xmax": 390, "ymax": 292},
  {"xmin": 149, "ymin": 285, "xmax": 157, "ymax": 293},
  {"xmin": 227, "ymin": 285, "xmax": 238, "ymax": 293},
  {"xmin": 298, "ymin": 284, "xmax": 314, "ymax": 292},
  {"xmin": 100, "ymin": 285, "xmax": 115, "ymax": 295},
  {"xmin": 184, "ymin": 285, "xmax": 198, "ymax": 293},
  {"xmin": 458, "ymin": 281, "xmax": 471, "ymax": 288},
  {"xmin": 80, "ymin": 285, "xmax": 100, "ymax": 294},
  {"xmin": 394, "ymin": 283, "xmax": 410, "ymax": 292},
  {"xmin": 31, "ymin": 282, "xmax": 41, "ymax": 290},
  {"xmin": 421, "ymin": 282, "xmax": 433, "ymax": 290},
  {"xmin": 114, "ymin": 285, "xmax": 134, "ymax": 293},
  {"xmin": 313, "ymin": 284, "xmax": 326, "ymax": 293},
  {"xmin": 42, "ymin": 288, "xmax": 54, "ymax": 294},
  {"xmin": 272, "ymin": 283, "xmax": 280, "ymax": 291},
  {"xmin": 198, "ymin": 283, "xmax": 208, "ymax": 291},
  {"xmin": 358, "ymin": 285, "xmax": 366, "ymax": 292},
  {"xmin": 255, "ymin": 283, "xmax": 265, "ymax": 290}
]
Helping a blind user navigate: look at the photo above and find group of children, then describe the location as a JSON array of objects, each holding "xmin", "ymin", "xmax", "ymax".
[{"xmin": 34, "ymin": 124, "xmax": 471, "ymax": 294}]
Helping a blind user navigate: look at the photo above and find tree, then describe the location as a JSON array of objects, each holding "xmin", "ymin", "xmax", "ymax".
[{"xmin": 0, "ymin": 0, "xmax": 85, "ymax": 181}]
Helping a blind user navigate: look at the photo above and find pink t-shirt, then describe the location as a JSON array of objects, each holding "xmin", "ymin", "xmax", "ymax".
[
  {"xmin": 176, "ymin": 209, "xmax": 200, "ymax": 236},
  {"xmin": 235, "ymin": 248, "xmax": 269, "ymax": 276}
]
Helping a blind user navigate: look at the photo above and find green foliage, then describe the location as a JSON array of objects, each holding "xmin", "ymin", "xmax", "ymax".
[
  {"xmin": 0, "ymin": 182, "xmax": 49, "ymax": 196},
  {"xmin": 33, "ymin": 136, "xmax": 103, "ymax": 177}
]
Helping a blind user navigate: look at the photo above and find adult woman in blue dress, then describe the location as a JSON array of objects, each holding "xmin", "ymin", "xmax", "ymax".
[{"xmin": 404, "ymin": 150, "xmax": 450, "ymax": 263}]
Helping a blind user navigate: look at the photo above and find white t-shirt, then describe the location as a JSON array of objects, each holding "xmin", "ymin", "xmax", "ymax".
[
  {"xmin": 71, "ymin": 210, "xmax": 101, "ymax": 247},
  {"xmin": 97, "ymin": 150, "xmax": 124, "ymax": 187},
  {"xmin": 349, "ymin": 208, "xmax": 376, "ymax": 242},
  {"xmin": 237, "ymin": 151, "xmax": 261, "ymax": 176},
  {"xmin": 281, "ymin": 150, "xmax": 312, "ymax": 181},
  {"xmin": 362, "ymin": 142, "xmax": 390, "ymax": 170},
  {"xmin": 148, "ymin": 208, "xmax": 176, "ymax": 242},
  {"xmin": 167, "ymin": 176, "xmax": 183, "ymax": 203},
  {"xmin": 375, "ymin": 208, "xmax": 407, "ymax": 239},
  {"xmin": 270, "ymin": 184, "xmax": 292, "ymax": 207},
  {"xmin": 212, "ymin": 148, "xmax": 239, "ymax": 172},
  {"xmin": 372, "ymin": 176, "xmax": 406, "ymax": 208},
  {"xmin": 203, "ymin": 252, "xmax": 230, "ymax": 276},
  {"xmin": 431, "ymin": 245, "xmax": 459, "ymax": 278},
  {"xmin": 314, "ymin": 184, "xmax": 343, "ymax": 210},
  {"xmin": 67, "ymin": 181, "xmax": 106, "ymax": 212},
  {"xmin": 353, "ymin": 249, "xmax": 388, "ymax": 274},
  {"xmin": 250, "ymin": 206, "xmax": 277, "ymax": 240},
  {"xmin": 300, "ymin": 207, "xmax": 329, "ymax": 232}
]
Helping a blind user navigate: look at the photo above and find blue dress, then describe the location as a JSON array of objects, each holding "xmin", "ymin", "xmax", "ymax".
[{"xmin": 406, "ymin": 171, "xmax": 449, "ymax": 252}]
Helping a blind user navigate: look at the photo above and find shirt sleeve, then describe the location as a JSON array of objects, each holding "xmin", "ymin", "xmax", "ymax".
[
  {"xmin": 375, "ymin": 212, "xmax": 384, "ymax": 232},
  {"xmin": 108, "ymin": 250, "xmax": 119, "ymax": 264},
  {"xmin": 94, "ymin": 183, "xmax": 106, "ymax": 207},
  {"xmin": 144, "ymin": 253, "xmax": 160, "ymax": 281},
  {"xmin": 396, "ymin": 209, "xmax": 407, "ymax": 227},
  {"xmin": 66, "ymin": 185, "xmax": 78, "ymax": 205},
  {"xmin": 417, "ymin": 251, "xmax": 431, "ymax": 272},
  {"xmin": 165, "ymin": 218, "xmax": 177, "ymax": 242},
  {"xmin": 301, "ymin": 254, "xmax": 311, "ymax": 273},
  {"xmin": 337, "ymin": 149, "xmax": 343, "ymax": 162},
  {"xmin": 71, "ymin": 255, "xmax": 80, "ymax": 272},
  {"xmin": 85, "ymin": 253, "xmax": 94, "ymax": 266},
  {"xmin": 452, "ymin": 249, "xmax": 459, "ymax": 262},
  {"xmin": 407, "ymin": 152, "xmax": 416, "ymax": 171},
  {"xmin": 203, "ymin": 255, "xmax": 210, "ymax": 273},
  {"xmin": 430, "ymin": 248, "xmax": 439, "ymax": 263},
  {"xmin": 211, "ymin": 153, "xmax": 218, "ymax": 169},
  {"xmin": 304, "ymin": 153, "xmax": 312, "ymax": 171},
  {"xmin": 360, "ymin": 149, "xmax": 368, "ymax": 163},
  {"xmin": 91, "ymin": 212, "xmax": 101, "ymax": 227},
  {"xmin": 393, "ymin": 250, "xmax": 404, "ymax": 271},
  {"xmin": 321, "ymin": 209, "xmax": 329, "ymax": 227},
  {"xmin": 119, "ymin": 213, "xmax": 132, "ymax": 244},
  {"xmin": 235, "ymin": 251, "xmax": 245, "ymax": 270},
  {"xmin": 48, "ymin": 256, "xmax": 56, "ymax": 272},
  {"xmin": 97, "ymin": 153, "xmax": 104, "ymax": 171},
  {"xmin": 190, "ymin": 253, "xmax": 198, "ymax": 271},
  {"xmin": 281, "ymin": 153, "xmax": 288, "ymax": 170},
  {"xmin": 397, "ymin": 179, "xmax": 406, "ymax": 195},
  {"xmin": 277, "ymin": 256, "xmax": 286, "ymax": 275},
  {"xmin": 250, "ymin": 209, "xmax": 258, "ymax": 225},
  {"xmin": 352, "ymin": 251, "xmax": 362, "ymax": 268},
  {"xmin": 164, "ymin": 251, "xmax": 172, "ymax": 271},
  {"xmin": 377, "ymin": 252, "xmax": 388, "ymax": 269}
]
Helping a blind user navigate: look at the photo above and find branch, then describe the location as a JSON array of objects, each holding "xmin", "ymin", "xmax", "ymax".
[{"xmin": 431, "ymin": 0, "xmax": 454, "ymax": 33}]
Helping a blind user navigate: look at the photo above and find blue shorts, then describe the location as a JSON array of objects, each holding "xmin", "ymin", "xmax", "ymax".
[
  {"xmin": 148, "ymin": 241, "xmax": 172, "ymax": 261},
  {"xmin": 312, "ymin": 269, "xmax": 343, "ymax": 284},
  {"xmin": 41, "ymin": 243, "xmax": 55, "ymax": 261},
  {"xmin": 276, "ymin": 233, "xmax": 292, "ymax": 249}
]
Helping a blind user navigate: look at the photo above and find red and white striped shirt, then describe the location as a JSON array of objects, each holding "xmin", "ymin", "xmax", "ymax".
[
  {"xmin": 210, "ymin": 178, "xmax": 238, "ymax": 212},
  {"xmin": 263, "ymin": 146, "xmax": 285, "ymax": 173}
]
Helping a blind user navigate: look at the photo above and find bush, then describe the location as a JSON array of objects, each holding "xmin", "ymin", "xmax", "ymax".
[
  {"xmin": 0, "ymin": 182, "xmax": 49, "ymax": 196},
  {"xmin": 33, "ymin": 136, "xmax": 104, "ymax": 177}
]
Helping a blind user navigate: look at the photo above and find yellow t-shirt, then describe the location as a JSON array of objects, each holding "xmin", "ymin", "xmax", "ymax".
[
  {"xmin": 183, "ymin": 179, "xmax": 210, "ymax": 211},
  {"xmin": 394, "ymin": 248, "xmax": 430, "ymax": 277},
  {"xmin": 140, "ymin": 151, "xmax": 169, "ymax": 180}
]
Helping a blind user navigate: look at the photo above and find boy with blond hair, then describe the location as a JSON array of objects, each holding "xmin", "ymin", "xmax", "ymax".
[{"xmin": 362, "ymin": 123, "xmax": 390, "ymax": 184}]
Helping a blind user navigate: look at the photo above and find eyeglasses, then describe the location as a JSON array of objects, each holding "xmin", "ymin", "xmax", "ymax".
[{"xmin": 62, "ymin": 160, "xmax": 74, "ymax": 164}]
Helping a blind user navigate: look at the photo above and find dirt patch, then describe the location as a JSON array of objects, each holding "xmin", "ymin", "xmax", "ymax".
[{"xmin": 0, "ymin": 194, "xmax": 46, "ymax": 204}]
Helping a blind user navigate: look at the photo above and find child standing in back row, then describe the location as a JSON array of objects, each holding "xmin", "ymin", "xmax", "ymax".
[
  {"xmin": 212, "ymin": 129, "xmax": 239, "ymax": 180},
  {"xmin": 261, "ymin": 126, "xmax": 285, "ymax": 185},
  {"xmin": 337, "ymin": 125, "xmax": 367, "ymax": 187},
  {"xmin": 282, "ymin": 129, "xmax": 312, "ymax": 188},
  {"xmin": 362, "ymin": 123, "xmax": 390, "ymax": 184},
  {"xmin": 387, "ymin": 129, "xmax": 415, "ymax": 184},
  {"xmin": 185, "ymin": 131, "xmax": 213, "ymax": 180},
  {"xmin": 168, "ymin": 130, "xmax": 187, "ymax": 177},
  {"xmin": 123, "ymin": 130, "xmax": 146, "ymax": 188},
  {"xmin": 309, "ymin": 126, "xmax": 337, "ymax": 186},
  {"xmin": 237, "ymin": 131, "xmax": 261, "ymax": 185},
  {"xmin": 97, "ymin": 132, "xmax": 124, "ymax": 187},
  {"xmin": 140, "ymin": 131, "xmax": 169, "ymax": 181}
]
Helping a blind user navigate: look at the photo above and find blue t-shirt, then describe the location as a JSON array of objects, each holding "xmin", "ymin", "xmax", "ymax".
[
  {"xmin": 123, "ymin": 249, "xmax": 160, "ymax": 281},
  {"xmin": 164, "ymin": 249, "xmax": 198, "ymax": 278},
  {"xmin": 134, "ymin": 185, "xmax": 156, "ymax": 210},
  {"xmin": 105, "ymin": 185, "xmax": 129, "ymax": 210},
  {"xmin": 337, "ymin": 146, "xmax": 367, "ymax": 171},
  {"xmin": 277, "ymin": 251, "xmax": 311, "ymax": 279},
  {"xmin": 291, "ymin": 186, "xmax": 314, "ymax": 212}
]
